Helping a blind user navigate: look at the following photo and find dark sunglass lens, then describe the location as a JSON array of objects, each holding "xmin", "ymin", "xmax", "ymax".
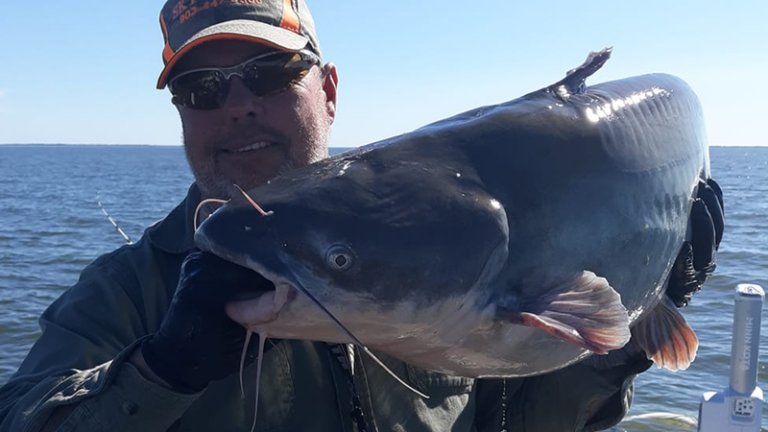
[
  {"xmin": 171, "ymin": 71, "xmax": 228, "ymax": 110},
  {"xmin": 242, "ymin": 53, "xmax": 314, "ymax": 96},
  {"xmin": 241, "ymin": 60, "xmax": 262, "ymax": 90}
]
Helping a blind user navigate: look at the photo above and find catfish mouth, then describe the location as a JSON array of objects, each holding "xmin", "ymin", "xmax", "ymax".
[
  {"xmin": 194, "ymin": 228, "xmax": 294, "ymax": 325},
  {"xmin": 225, "ymin": 260, "xmax": 295, "ymax": 327},
  {"xmin": 231, "ymin": 270, "xmax": 276, "ymax": 301}
]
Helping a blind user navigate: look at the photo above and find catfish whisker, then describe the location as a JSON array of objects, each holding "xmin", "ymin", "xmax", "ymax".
[
  {"xmin": 239, "ymin": 329, "xmax": 253, "ymax": 398},
  {"xmin": 194, "ymin": 198, "xmax": 228, "ymax": 232},
  {"xmin": 234, "ymin": 185, "xmax": 274, "ymax": 217},
  {"xmin": 238, "ymin": 330, "xmax": 268, "ymax": 432},
  {"xmin": 251, "ymin": 332, "xmax": 267, "ymax": 432},
  {"xmin": 293, "ymin": 281, "xmax": 430, "ymax": 400}
]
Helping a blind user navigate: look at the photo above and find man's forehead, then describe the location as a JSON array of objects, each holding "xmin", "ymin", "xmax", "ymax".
[{"xmin": 172, "ymin": 39, "xmax": 282, "ymax": 72}]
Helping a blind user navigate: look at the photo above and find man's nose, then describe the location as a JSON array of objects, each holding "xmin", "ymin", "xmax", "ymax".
[{"xmin": 223, "ymin": 76, "xmax": 265, "ymax": 122}]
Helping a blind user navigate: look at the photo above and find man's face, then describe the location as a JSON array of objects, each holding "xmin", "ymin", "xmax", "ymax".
[{"xmin": 171, "ymin": 39, "xmax": 338, "ymax": 199}]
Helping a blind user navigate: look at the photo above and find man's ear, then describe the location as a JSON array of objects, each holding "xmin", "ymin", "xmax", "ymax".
[{"xmin": 321, "ymin": 62, "xmax": 339, "ymax": 122}]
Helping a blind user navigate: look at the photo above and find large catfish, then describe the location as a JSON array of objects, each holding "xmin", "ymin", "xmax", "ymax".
[{"xmin": 195, "ymin": 48, "xmax": 707, "ymax": 378}]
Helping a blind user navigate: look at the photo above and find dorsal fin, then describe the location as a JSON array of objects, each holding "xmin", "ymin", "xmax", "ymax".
[{"xmin": 548, "ymin": 47, "xmax": 613, "ymax": 97}]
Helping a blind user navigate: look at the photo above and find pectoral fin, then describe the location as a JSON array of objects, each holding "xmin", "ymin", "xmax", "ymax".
[{"xmin": 498, "ymin": 271, "xmax": 631, "ymax": 354}]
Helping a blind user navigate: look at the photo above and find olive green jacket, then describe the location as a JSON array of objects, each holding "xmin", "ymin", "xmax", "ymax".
[{"xmin": 0, "ymin": 184, "xmax": 641, "ymax": 432}]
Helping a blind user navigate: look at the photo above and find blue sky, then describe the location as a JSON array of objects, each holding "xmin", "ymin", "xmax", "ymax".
[{"xmin": 0, "ymin": 1, "xmax": 765, "ymax": 147}]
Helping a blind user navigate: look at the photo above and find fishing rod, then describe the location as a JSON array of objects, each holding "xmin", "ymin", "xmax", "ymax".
[{"xmin": 96, "ymin": 192, "xmax": 133, "ymax": 245}]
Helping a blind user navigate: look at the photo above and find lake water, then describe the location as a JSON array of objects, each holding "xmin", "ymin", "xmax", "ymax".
[{"xmin": 0, "ymin": 145, "xmax": 766, "ymax": 431}]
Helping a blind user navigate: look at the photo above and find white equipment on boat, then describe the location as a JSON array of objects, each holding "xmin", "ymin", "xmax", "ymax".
[{"xmin": 698, "ymin": 283, "xmax": 764, "ymax": 432}]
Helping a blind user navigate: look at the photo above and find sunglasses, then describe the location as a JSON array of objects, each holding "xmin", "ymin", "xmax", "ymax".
[{"xmin": 168, "ymin": 49, "xmax": 321, "ymax": 110}]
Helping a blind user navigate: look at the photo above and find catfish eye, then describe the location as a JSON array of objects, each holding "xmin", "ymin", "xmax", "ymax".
[{"xmin": 326, "ymin": 245, "xmax": 355, "ymax": 272}]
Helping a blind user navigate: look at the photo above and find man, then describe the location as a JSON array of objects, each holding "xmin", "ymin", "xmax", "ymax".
[{"xmin": 0, "ymin": 1, "xmax": 724, "ymax": 431}]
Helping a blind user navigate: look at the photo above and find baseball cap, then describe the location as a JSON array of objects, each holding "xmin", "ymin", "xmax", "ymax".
[{"xmin": 156, "ymin": 0, "xmax": 321, "ymax": 89}]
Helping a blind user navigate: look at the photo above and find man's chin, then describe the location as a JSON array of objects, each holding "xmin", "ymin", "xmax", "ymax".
[
  {"xmin": 193, "ymin": 152, "xmax": 321, "ymax": 199},
  {"xmin": 197, "ymin": 173, "xmax": 279, "ymax": 200}
]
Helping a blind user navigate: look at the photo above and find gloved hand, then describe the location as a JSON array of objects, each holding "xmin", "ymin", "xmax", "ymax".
[
  {"xmin": 141, "ymin": 250, "xmax": 275, "ymax": 393},
  {"xmin": 667, "ymin": 178, "xmax": 725, "ymax": 307}
]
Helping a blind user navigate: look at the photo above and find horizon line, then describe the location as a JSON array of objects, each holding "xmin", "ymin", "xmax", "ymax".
[
  {"xmin": 0, "ymin": 143, "xmax": 765, "ymax": 148},
  {"xmin": 0, "ymin": 143, "xmax": 356, "ymax": 147}
]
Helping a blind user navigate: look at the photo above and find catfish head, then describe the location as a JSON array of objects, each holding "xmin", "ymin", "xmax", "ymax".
[{"xmin": 194, "ymin": 144, "xmax": 511, "ymax": 352}]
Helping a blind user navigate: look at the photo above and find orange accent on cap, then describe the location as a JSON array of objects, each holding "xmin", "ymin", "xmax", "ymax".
[
  {"xmin": 163, "ymin": 44, "xmax": 175, "ymax": 64},
  {"xmin": 156, "ymin": 34, "xmax": 296, "ymax": 89},
  {"xmin": 160, "ymin": 14, "xmax": 174, "ymax": 63},
  {"xmin": 280, "ymin": 0, "xmax": 300, "ymax": 33}
]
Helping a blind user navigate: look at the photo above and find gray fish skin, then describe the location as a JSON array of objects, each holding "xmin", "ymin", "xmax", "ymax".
[{"xmin": 195, "ymin": 49, "xmax": 709, "ymax": 378}]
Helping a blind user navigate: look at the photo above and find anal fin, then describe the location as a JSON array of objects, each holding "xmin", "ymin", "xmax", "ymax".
[
  {"xmin": 632, "ymin": 296, "xmax": 698, "ymax": 372},
  {"xmin": 499, "ymin": 271, "xmax": 630, "ymax": 355}
]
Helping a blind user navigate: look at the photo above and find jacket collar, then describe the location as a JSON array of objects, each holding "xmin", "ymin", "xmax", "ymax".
[{"xmin": 146, "ymin": 183, "xmax": 201, "ymax": 254}]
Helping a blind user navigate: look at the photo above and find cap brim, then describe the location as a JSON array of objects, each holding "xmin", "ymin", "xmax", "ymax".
[{"xmin": 156, "ymin": 20, "xmax": 309, "ymax": 89}]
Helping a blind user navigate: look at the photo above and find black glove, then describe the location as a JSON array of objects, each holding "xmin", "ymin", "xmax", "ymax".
[
  {"xmin": 141, "ymin": 251, "xmax": 275, "ymax": 393},
  {"xmin": 667, "ymin": 178, "xmax": 725, "ymax": 307}
]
